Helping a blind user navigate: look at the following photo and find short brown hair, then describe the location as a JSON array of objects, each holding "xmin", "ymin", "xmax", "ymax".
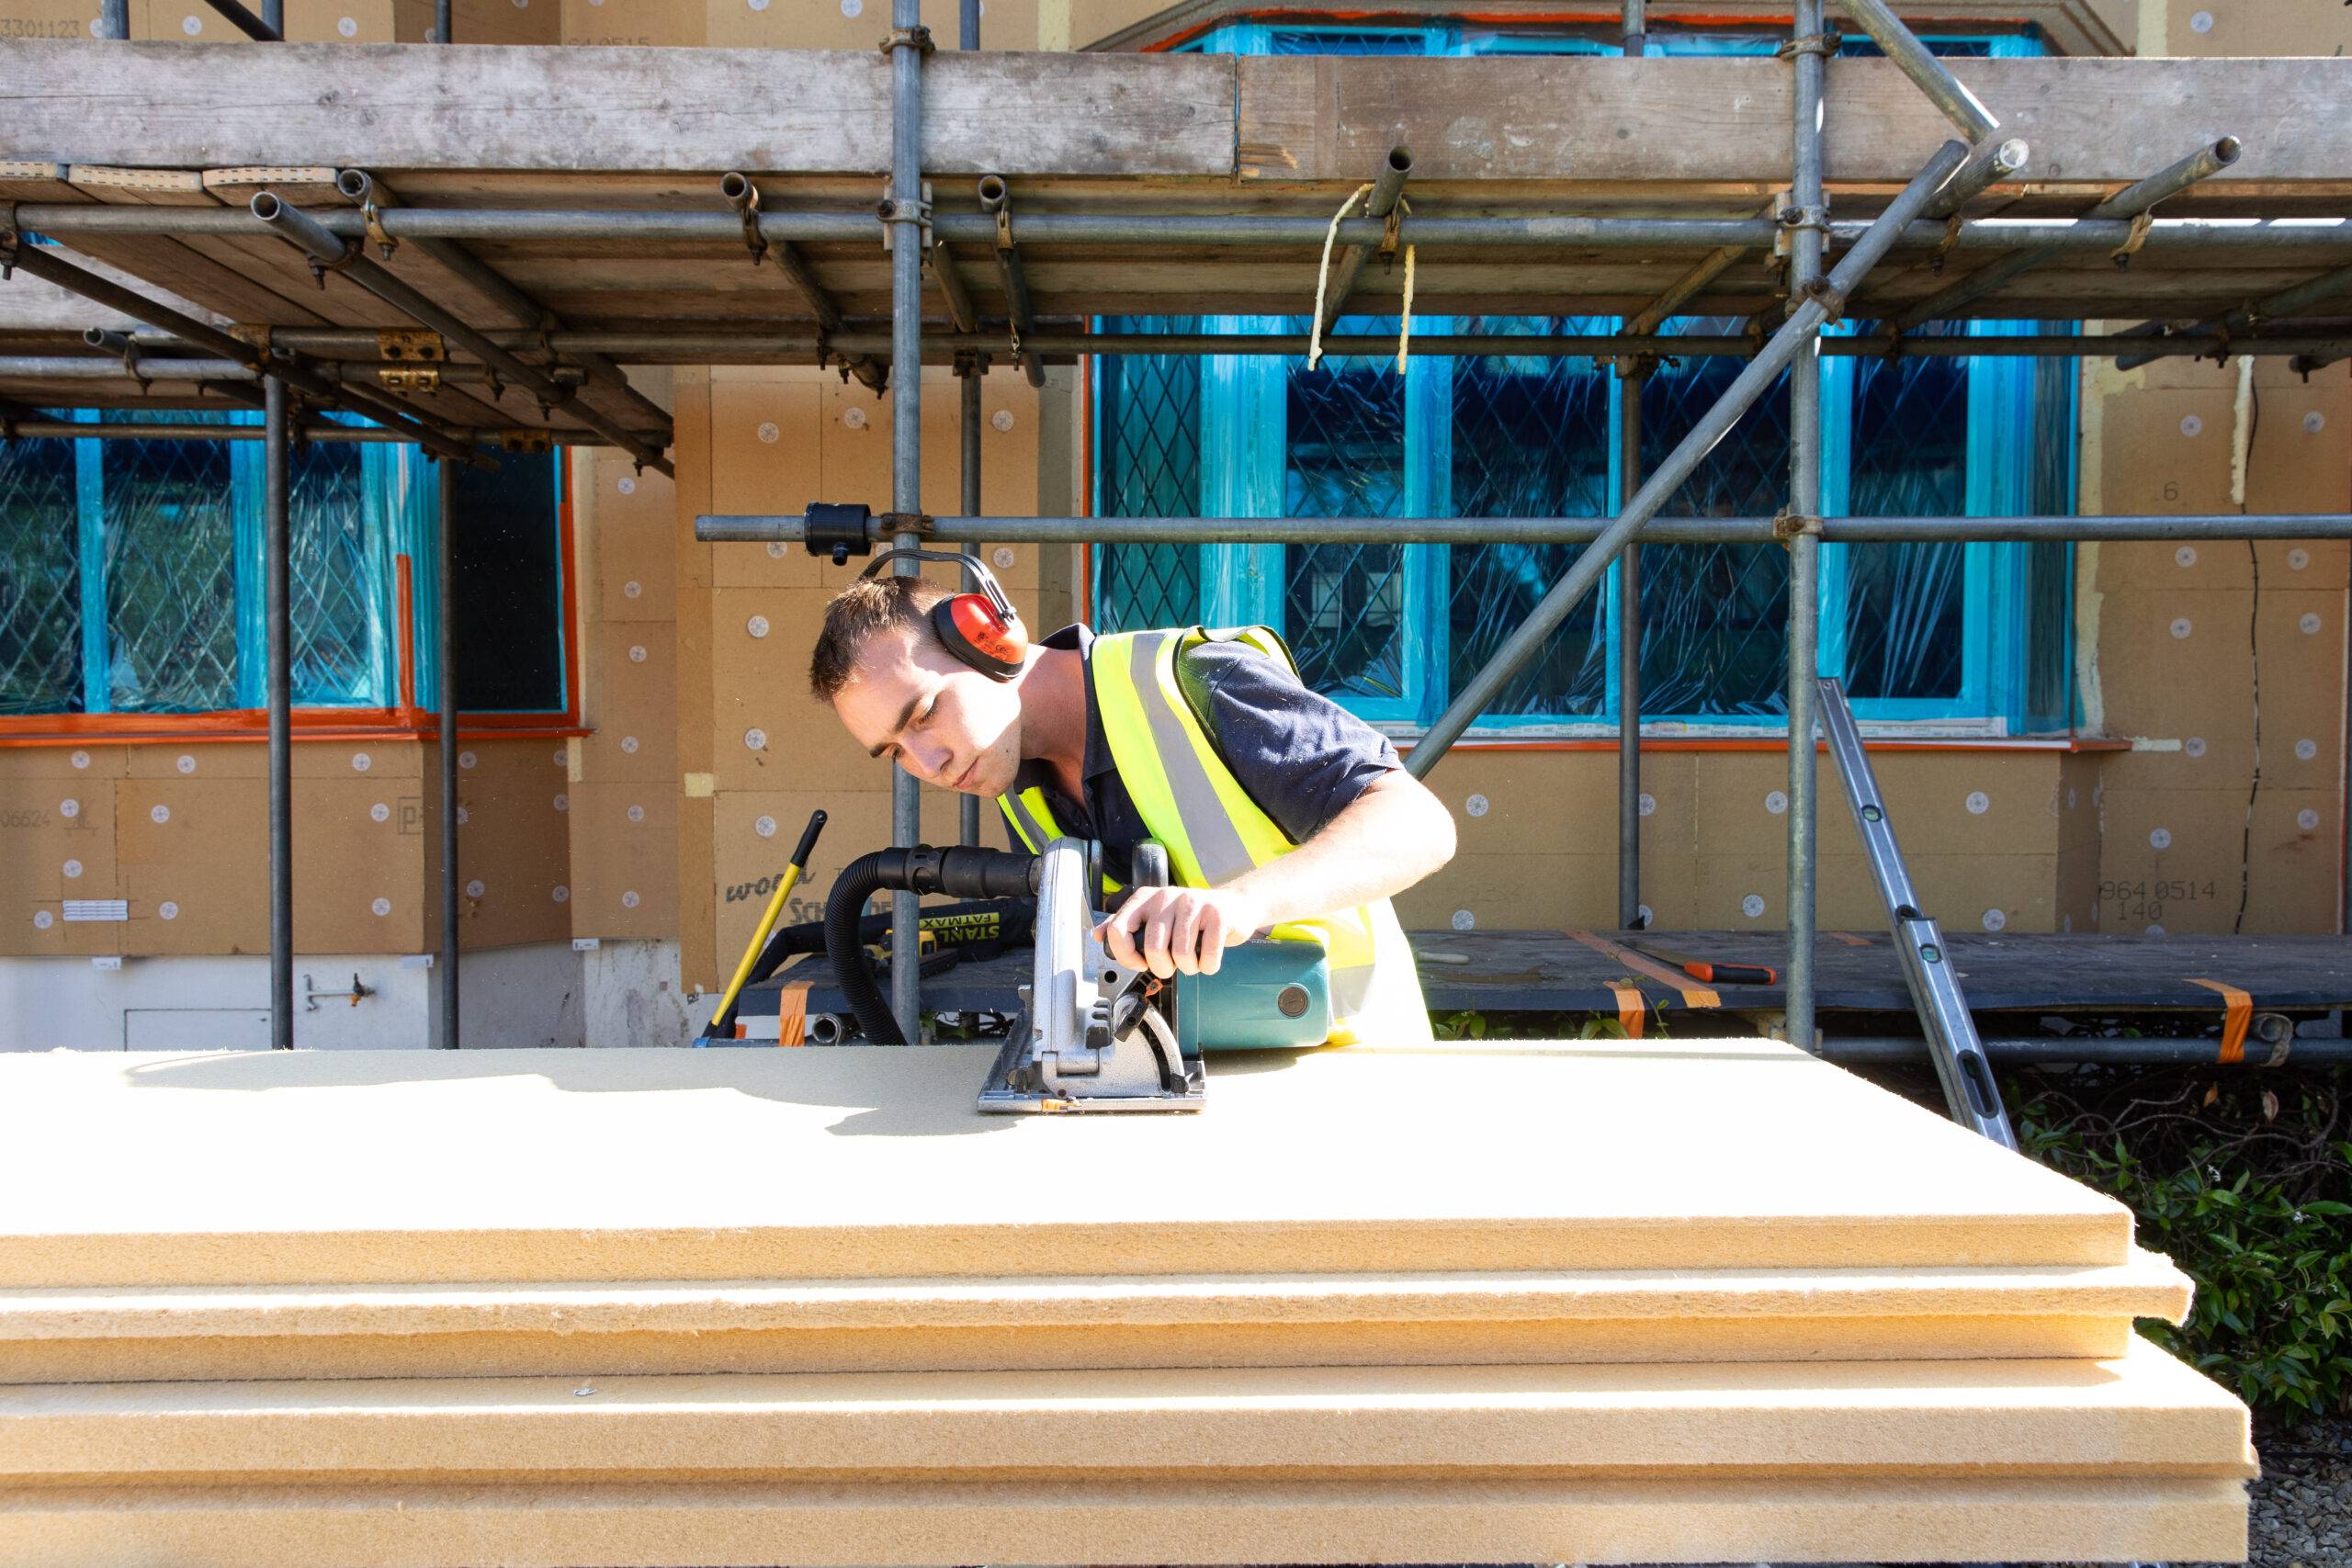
[{"xmin": 808, "ymin": 575, "xmax": 952, "ymax": 702}]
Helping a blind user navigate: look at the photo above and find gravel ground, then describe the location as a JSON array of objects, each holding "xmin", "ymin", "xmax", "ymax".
[{"xmin": 2233, "ymin": 1411, "xmax": 2352, "ymax": 1568}]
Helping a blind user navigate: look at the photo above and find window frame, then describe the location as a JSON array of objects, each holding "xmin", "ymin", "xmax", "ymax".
[
  {"xmin": 0, "ymin": 417, "xmax": 582, "ymax": 742},
  {"xmin": 1091, "ymin": 19, "xmax": 2076, "ymax": 739}
]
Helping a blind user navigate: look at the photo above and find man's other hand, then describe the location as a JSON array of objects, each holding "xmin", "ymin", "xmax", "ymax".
[{"xmin": 1094, "ymin": 886, "xmax": 1270, "ymax": 979}]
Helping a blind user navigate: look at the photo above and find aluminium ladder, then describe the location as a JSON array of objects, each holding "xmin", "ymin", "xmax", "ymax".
[{"xmin": 1816, "ymin": 677, "xmax": 2018, "ymax": 1149}]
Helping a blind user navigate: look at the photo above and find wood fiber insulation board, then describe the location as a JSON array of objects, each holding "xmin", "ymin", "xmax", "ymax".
[
  {"xmin": 0, "ymin": 1339, "xmax": 2255, "ymax": 1481},
  {"xmin": 0, "ymin": 1472, "xmax": 2252, "ymax": 1567},
  {"xmin": 0, "ymin": 1043, "xmax": 2136, "ymax": 1289},
  {"xmin": 0, "ymin": 1257, "xmax": 2193, "ymax": 1384}
]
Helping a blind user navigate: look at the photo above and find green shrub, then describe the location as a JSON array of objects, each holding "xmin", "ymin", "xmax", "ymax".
[{"xmin": 2013, "ymin": 1066, "xmax": 2352, "ymax": 1422}]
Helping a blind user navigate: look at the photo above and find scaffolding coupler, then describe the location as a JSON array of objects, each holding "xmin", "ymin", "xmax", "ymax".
[{"xmin": 1816, "ymin": 676, "xmax": 2018, "ymax": 1150}]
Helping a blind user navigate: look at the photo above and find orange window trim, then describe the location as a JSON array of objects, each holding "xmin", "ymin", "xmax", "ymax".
[{"xmin": 5, "ymin": 446, "xmax": 589, "ymax": 750}]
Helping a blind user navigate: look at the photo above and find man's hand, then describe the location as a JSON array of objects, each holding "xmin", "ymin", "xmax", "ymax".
[{"xmin": 1095, "ymin": 886, "xmax": 1271, "ymax": 978}]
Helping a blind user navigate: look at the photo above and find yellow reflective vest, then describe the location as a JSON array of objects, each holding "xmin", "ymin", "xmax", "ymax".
[{"xmin": 997, "ymin": 626, "xmax": 1430, "ymax": 1045}]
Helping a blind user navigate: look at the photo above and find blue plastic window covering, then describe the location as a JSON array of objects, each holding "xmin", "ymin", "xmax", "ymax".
[
  {"xmin": 0, "ymin": 415, "xmax": 85, "ymax": 715},
  {"xmin": 1089, "ymin": 22, "xmax": 2079, "ymax": 730},
  {"xmin": 0, "ymin": 412, "xmax": 503, "ymax": 716}
]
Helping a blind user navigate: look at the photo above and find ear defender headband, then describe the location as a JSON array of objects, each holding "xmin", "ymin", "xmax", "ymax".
[{"xmin": 858, "ymin": 547, "xmax": 1029, "ymax": 682}]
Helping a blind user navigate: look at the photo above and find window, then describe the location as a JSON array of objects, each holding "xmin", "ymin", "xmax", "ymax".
[
  {"xmin": 0, "ymin": 412, "xmax": 570, "ymax": 721},
  {"xmin": 1091, "ymin": 22, "xmax": 2078, "ymax": 736}
]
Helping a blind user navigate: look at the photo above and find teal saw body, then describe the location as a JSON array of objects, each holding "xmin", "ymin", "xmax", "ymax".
[{"xmin": 1177, "ymin": 939, "xmax": 1331, "ymax": 1054}]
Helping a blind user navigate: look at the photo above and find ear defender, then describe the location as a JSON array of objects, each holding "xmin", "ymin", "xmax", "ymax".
[
  {"xmin": 933, "ymin": 592, "xmax": 1028, "ymax": 680},
  {"xmin": 859, "ymin": 547, "xmax": 1029, "ymax": 682}
]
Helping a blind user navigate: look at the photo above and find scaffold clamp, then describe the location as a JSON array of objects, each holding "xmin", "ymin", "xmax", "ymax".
[{"xmin": 1772, "ymin": 508, "xmax": 1824, "ymax": 546}]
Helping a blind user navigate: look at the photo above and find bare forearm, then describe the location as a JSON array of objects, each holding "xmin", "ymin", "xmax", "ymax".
[{"xmin": 1225, "ymin": 772, "xmax": 1457, "ymax": 928}]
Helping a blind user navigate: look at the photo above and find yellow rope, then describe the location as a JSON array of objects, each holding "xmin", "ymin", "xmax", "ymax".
[
  {"xmin": 1395, "ymin": 196, "xmax": 1416, "ymax": 374},
  {"xmin": 1307, "ymin": 183, "xmax": 1373, "ymax": 372},
  {"xmin": 1307, "ymin": 183, "xmax": 1418, "ymax": 376}
]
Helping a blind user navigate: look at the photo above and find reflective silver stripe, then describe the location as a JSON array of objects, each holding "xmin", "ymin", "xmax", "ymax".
[
  {"xmin": 1126, "ymin": 630, "xmax": 1258, "ymax": 886},
  {"xmin": 999, "ymin": 789, "xmax": 1056, "ymax": 854}
]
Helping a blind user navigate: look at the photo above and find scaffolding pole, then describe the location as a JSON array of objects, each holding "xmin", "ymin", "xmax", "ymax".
[
  {"xmin": 1398, "ymin": 138, "xmax": 1973, "ymax": 778},
  {"xmin": 1616, "ymin": 0, "xmax": 1646, "ymax": 931},
  {"xmin": 264, "ymin": 373, "xmax": 294, "ymax": 1051},
  {"xmin": 1784, "ymin": 0, "xmax": 1830, "ymax": 1051},
  {"xmin": 28, "ymin": 202, "xmax": 2349, "ymax": 262},
  {"xmin": 54, "ymin": 325, "xmax": 2352, "ymax": 364},
  {"xmin": 886, "ymin": 0, "xmax": 927, "ymax": 1040},
  {"xmin": 1617, "ymin": 366, "xmax": 1645, "ymax": 931},
  {"xmin": 0, "ymin": 240, "xmax": 490, "ymax": 467},
  {"xmin": 437, "ymin": 455, "xmax": 462, "ymax": 1049},
  {"xmin": 959, "ymin": 357, "xmax": 986, "ymax": 848},
  {"xmin": 247, "ymin": 193, "xmax": 673, "ymax": 475},
  {"xmin": 701, "ymin": 513, "xmax": 2352, "ymax": 547}
]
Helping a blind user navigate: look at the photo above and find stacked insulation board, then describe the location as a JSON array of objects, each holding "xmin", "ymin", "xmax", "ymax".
[{"xmin": 0, "ymin": 1039, "xmax": 2253, "ymax": 1564}]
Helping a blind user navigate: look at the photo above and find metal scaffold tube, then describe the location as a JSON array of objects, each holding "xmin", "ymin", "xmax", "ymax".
[
  {"xmin": 699, "ymin": 513, "xmax": 2352, "ymax": 547},
  {"xmin": 438, "ymin": 456, "xmax": 462, "ymax": 1049},
  {"xmin": 63, "ymin": 326, "xmax": 2352, "ymax": 365},
  {"xmin": 978, "ymin": 175, "xmax": 1047, "ymax": 389},
  {"xmin": 1832, "ymin": 0, "xmax": 1998, "ymax": 141},
  {"xmin": 247, "ymin": 192, "xmax": 673, "ymax": 475},
  {"xmin": 36, "ymin": 202, "xmax": 2350, "ymax": 260},
  {"xmin": 1784, "ymin": 0, "xmax": 1830, "ymax": 1052},
  {"xmin": 2114, "ymin": 260, "xmax": 2352, "ymax": 371},
  {"xmin": 1883, "ymin": 137, "xmax": 2242, "ymax": 333},
  {"xmin": 887, "ymin": 0, "xmax": 927, "ymax": 1040},
  {"xmin": 1312, "ymin": 147, "xmax": 1414, "ymax": 335},
  {"xmin": 1401, "ymin": 138, "xmax": 1973, "ymax": 781},
  {"xmin": 959, "ymin": 360, "xmax": 985, "ymax": 849},
  {"xmin": 264, "ymin": 375, "xmax": 294, "ymax": 1051},
  {"xmin": 1617, "ymin": 367, "xmax": 1645, "ymax": 931},
  {"xmin": 337, "ymin": 170, "xmax": 675, "ymax": 446},
  {"xmin": 0, "ymin": 241, "xmax": 489, "ymax": 466},
  {"xmin": 198, "ymin": 0, "xmax": 281, "ymax": 40}
]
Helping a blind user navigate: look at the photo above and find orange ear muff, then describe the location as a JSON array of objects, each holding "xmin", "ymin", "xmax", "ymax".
[{"xmin": 933, "ymin": 593, "xmax": 1027, "ymax": 682}]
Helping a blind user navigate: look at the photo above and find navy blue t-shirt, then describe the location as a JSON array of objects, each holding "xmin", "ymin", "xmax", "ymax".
[{"xmin": 1004, "ymin": 624, "xmax": 1402, "ymax": 886}]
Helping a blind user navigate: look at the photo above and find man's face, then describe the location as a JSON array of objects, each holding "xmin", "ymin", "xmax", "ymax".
[{"xmin": 831, "ymin": 623, "xmax": 1025, "ymax": 797}]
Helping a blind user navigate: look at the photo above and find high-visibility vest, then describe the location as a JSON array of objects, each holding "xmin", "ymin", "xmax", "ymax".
[{"xmin": 997, "ymin": 626, "xmax": 1430, "ymax": 1046}]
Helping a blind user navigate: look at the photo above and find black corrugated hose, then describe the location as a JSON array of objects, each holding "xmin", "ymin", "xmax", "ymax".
[{"xmin": 824, "ymin": 845, "xmax": 1043, "ymax": 1045}]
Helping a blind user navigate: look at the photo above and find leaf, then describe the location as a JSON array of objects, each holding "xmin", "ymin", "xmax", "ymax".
[
  {"xmin": 2204, "ymin": 1082, "xmax": 2221, "ymax": 1108},
  {"xmin": 2263, "ymin": 1089, "xmax": 2281, "ymax": 1122}
]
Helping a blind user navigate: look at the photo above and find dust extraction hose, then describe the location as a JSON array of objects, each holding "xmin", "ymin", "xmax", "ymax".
[{"xmin": 825, "ymin": 845, "xmax": 1042, "ymax": 1044}]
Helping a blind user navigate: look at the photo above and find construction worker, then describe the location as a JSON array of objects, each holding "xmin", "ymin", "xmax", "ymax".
[{"xmin": 806, "ymin": 559, "xmax": 1455, "ymax": 1043}]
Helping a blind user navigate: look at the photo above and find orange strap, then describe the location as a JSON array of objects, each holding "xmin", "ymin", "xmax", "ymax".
[
  {"xmin": 1566, "ymin": 931, "xmax": 1722, "ymax": 1010},
  {"xmin": 1607, "ymin": 983, "xmax": 1647, "ymax": 1038},
  {"xmin": 772, "ymin": 980, "xmax": 810, "ymax": 1047},
  {"xmin": 2187, "ymin": 978, "xmax": 2252, "ymax": 1065}
]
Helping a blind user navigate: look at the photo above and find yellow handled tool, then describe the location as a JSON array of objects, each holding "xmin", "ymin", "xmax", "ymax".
[{"xmin": 706, "ymin": 809, "xmax": 826, "ymax": 1041}]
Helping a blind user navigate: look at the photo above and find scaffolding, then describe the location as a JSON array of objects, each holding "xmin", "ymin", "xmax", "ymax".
[{"xmin": 3, "ymin": 3, "xmax": 2351, "ymax": 1093}]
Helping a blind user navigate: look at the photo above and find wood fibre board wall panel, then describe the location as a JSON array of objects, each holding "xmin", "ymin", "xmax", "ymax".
[
  {"xmin": 448, "ymin": 739, "xmax": 573, "ymax": 950},
  {"xmin": 0, "ymin": 1472, "xmax": 2252, "ymax": 1567},
  {"xmin": 0, "ymin": 1043, "xmax": 2135, "ymax": 1288},
  {"xmin": 0, "ymin": 777, "xmax": 119, "ymax": 957},
  {"xmin": 0, "ymin": 1311, "xmax": 2142, "ymax": 1385},
  {"xmin": 576, "ymin": 624, "xmax": 677, "ymax": 783},
  {"xmin": 0, "ymin": 1340, "xmax": 2253, "ymax": 1480},
  {"xmin": 0, "ymin": 1256, "xmax": 2189, "ymax": 1385},
  {"xmin": 565, "ymin": 781, "xmax": 677, "ymax": 937}
]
